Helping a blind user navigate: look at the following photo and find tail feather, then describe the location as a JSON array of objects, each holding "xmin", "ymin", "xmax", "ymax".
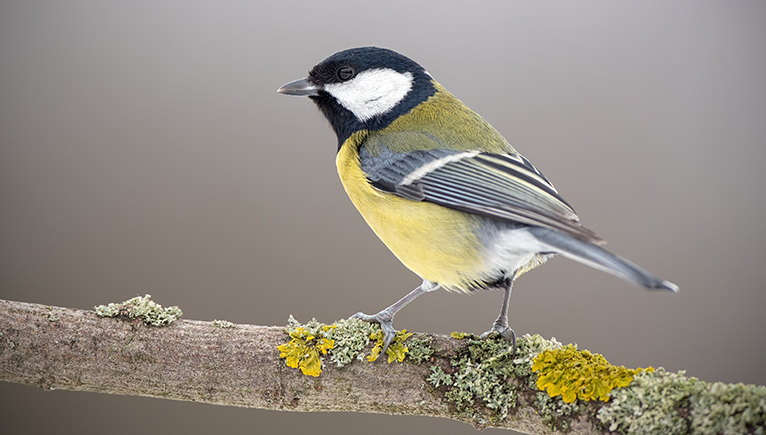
[{"xmin": 528, "ymin": 227, "xmax": 678, "ymax": 292}]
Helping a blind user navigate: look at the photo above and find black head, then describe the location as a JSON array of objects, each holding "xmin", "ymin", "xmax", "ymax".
[{"xmin": 278, "ymin": 47, "xmax": 436, "ymax": 147}]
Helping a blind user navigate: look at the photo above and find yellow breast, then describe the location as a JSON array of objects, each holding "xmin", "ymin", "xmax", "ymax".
[{"xmin": 336, "ymin": 131, "xmax": 489, "ymax": 292}]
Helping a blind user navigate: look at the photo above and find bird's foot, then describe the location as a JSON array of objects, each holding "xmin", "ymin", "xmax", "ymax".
[
  {"xmin": 480, "ymin": 322, "xmax": 516, "ymax": 355},
  {"xmin": 351, "ymin": 310, "xmax": 397, "ymax": 359}
]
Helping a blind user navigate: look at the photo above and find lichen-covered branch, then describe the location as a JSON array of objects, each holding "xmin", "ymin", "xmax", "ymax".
[{"xmin": 1, "ymin": 298, "xmax": 764, "ymax": 434}]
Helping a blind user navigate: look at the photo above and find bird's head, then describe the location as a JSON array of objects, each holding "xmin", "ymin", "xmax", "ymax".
[{"xmin": 278, "ymin": 47, "xmax": 437, "ymax": 146}]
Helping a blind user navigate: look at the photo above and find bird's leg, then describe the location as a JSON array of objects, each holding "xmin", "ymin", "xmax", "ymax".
[
  {"xmin": 481, "ymin": 273, "xmax": 517, "ymax": 355},
  {"xmin": 352, "ymin": 280, "xmax": 439, "ymax": 358}
]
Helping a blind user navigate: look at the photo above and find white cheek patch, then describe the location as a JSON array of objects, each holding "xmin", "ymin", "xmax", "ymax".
[{"xmin": 324, "ymin": 68, "xmax": 413, "ymax": 122}]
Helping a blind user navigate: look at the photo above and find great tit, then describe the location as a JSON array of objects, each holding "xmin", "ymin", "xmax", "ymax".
[{"xmin": 278, "ymin": 47, "xmax": 677, "ymax": 354}]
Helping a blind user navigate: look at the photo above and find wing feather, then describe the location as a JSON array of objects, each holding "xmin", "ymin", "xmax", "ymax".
[{"xmin": 359, "ymin": 138, "xmax": 604, "ymax": 244}]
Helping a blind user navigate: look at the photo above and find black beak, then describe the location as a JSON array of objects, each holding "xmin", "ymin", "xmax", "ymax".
[{"xmin": 277, "ymin": 77, "xmax": 321, "ymax": 96}]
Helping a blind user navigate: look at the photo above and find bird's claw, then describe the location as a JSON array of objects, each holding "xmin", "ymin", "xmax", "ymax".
[
  {"xmin": 351, "ymin": 311, "xmax": 396, "ymax": 359},
  {"xmin": 481, "ymin": 323, "xmax": 517, "ymax": 355}
]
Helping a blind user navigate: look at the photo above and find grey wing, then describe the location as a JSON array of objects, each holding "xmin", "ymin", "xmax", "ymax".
[{"xmin": 360, "ymin": 143, "xmax": 604, "ymax": 245}]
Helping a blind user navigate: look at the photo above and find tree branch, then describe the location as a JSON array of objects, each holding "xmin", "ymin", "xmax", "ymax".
[
  {"xmin": 2, "ymin": 298, "xmax": 764, "ymax": 434},
  {"xmin": 0, "ymin": 298, "xmax": 589, "ymax": 433}
]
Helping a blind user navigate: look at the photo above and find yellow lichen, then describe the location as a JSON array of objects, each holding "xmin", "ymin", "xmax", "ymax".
[
  {"xmin": 450, "ymin": 331, "xmax": 470, "ymax": 339},
  {"xmin": 532, "ymin": 344, "xmax": 652, "ymax": 403},
  {"xmin": 367, "ymin": 329, "xmax": 413, "ymax": 363},
  {"xmin": 278, "ymin": 325, "xmax": 336, "ymax": 377}
]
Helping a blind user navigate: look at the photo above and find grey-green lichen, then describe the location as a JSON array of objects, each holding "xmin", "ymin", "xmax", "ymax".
[
  {"xmin": 427, "ymin": 333, "xmax": 565, "ymax": 426},
  {"xmin": 94, "ymin": 294, "xmax": 182, "ymax": 326},
  {"xmin": 320, "ymin": 317, "xmax": 378, "ymax": 367},
  {"xmin": 598, "ymin": 368, "xmax": 766, "ymax": 435},
  {"xmin": 534, "ymin": 391, "xmax": 581, "ymax": 432},
  {"xmin": 691, "ymin": 381, "xmax": 766, "ymax": 434},
  {"xmin": 212, "ymin": 319, "xmax": 234, "ymax": 328},
  {"xmin": 405, "ymin": 334, "xmax": 435, "ymax": 363},
  {"xmin": 598, "ymin": 368, "xmax": 699, "ymax": 434},
  {"xmin": 46, "ymin": 307, "xmax": 58, "ymax": 322}
]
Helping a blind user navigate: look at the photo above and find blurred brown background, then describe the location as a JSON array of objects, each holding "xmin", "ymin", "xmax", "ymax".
[{"xmin": 1, "ymin": 1, "xmax": 764, "ymax": 434}]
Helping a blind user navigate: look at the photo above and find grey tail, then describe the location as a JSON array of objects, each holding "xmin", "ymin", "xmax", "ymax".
[{"xmin": 528, "ymin": 227, "xmax": 679, "ymax": 292}]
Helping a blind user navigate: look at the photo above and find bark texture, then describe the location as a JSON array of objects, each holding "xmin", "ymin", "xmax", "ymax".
[{"xmin": 0, "ymin": 299, "xmax": 597, "ymax": 434}]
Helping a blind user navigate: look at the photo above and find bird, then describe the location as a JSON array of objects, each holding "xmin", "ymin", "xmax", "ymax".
[{"xmin": 278, "ymin": 46, "xmax": 677, "ymax": 355}]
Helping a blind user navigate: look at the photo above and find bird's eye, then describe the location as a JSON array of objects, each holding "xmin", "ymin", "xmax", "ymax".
[{"xmin": 337, "ymin": 66, "xmax": 355, "ymax": 81}]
